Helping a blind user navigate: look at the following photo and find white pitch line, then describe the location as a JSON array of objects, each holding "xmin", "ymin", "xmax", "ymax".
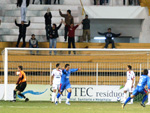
[{"xmin": 8, "ymin": 106, "xmax": 50, "ymax": 109}]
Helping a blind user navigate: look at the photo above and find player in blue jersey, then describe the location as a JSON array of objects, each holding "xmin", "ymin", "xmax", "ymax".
[
  {"xmin": 55, "ymin": 64, "xmax": 81, "ymax": 105},
  {"xmin": 146, "ymin": 72, "xmax": 150, "ymax": 105},
  {"xmin": 122, "ymin": 69, "xmax": 149, "ymax": 109}
]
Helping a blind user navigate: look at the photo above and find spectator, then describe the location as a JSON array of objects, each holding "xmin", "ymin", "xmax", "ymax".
[
  {"xmin": 17, "ymin": 0, "xmax": 30, "ymax": 22},
  {"xmin": 32, "ymin": 0, "xmax": 42, "ymax": 4},
  {"xmin": 29, "ymin": 34, "xmax": 39, "ymax": 55},
  {"xmin": 98, "ymin": 28, "xmax": 121, "ymax": 49},
  {"xmin": 0, "ymin": 20, "xmax": 1, "ymax": 25},
  {"xmin": 15, "ymin": 19, "xmax": 30, "ymax": 47},
  {"xmin": 49, "ymin": 20, "xmax": 63, "ymax": 55},
  {"xmin": 63, "ymin": 21, "xmax": 82, "ymax": 54},
  {"xmin": 123, "ymin": 0, "xmax": 139, "ymax": 5},
  {"xmin": 44, "ymin": 8, "xmax": 52, "ymax": 41},
  {"xmin": 133, "ymin": 0, "xmax": 140, "ymax": 5},
  {"xmin": 82, "ymin": 15, "xmax": 90, "ymax": 42},
  {"xmin": 46, "ymin": 0, "xmax": 51, "ymax": 4},
  {"xmin": 59, "ymin": 9, "xmax": 74, "ymax": 42},
  {"xmin": 54, "ymin": 0, "xmax": 60, "ymax": 4},
  {"xmin": 94, "ymin": 0, "xmax": 108, "ymax": 5}
]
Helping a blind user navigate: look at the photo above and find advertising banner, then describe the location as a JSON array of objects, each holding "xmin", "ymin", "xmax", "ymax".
[{"xmin": 18, "ymin": 85, "xmax": 124, "ymax": 102}]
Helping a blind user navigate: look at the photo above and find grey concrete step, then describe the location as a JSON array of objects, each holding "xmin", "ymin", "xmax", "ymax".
[
  {"xmin": 0, "ymin": 28, "xmax": 83, "ymax": 36},
  {"xmin": 0, "ymin": 4, "xmax": 80, "ymax": 11},
  {"xmin": 0, "ymin": 0, "xmax": 92, "ymax": 5},
  {"xmin": 0, "ymin": 35, "xmax": 79, "ymax": 42},
  {"xmin": 0, "ymin": 16, "xmax": 80, "ymax": 23},
  {"xmin": 0, "ymin": 23, "xmax": 83, "ymax": 29},
  {"xmin": 4, "ymin": 10, "xmax": 79, "ymax": 17}
]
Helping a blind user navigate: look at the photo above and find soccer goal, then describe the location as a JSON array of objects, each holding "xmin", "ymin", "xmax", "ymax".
[{"xmin": 1, "ymin": 48, "xmax": 150, "ymax": 102}]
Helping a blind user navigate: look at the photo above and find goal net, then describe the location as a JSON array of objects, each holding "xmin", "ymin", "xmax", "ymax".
[{"xmin": 1, "ymin": 48, "xmax": 150, "ymax": 102}]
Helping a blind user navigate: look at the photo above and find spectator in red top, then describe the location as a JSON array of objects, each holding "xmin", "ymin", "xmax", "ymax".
[{"xmin": 63, "ymin": 21, "xmax": 82, "ymax": 54}]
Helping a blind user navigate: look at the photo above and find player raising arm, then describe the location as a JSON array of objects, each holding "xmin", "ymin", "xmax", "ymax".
[
  {"xmin": 55, "ymin": 64, "xmax": 81, "ymax": 105},
  {"xmin": 50, "ymin": 63, "xmax": 62, "ymax": 103},
  {"xmin": 122, "ymin": 69, "xmax": 149, "ymax": 108},
  {"xmin": 122, "ymin": 65, "xmax": 135, "ymax": 104},
  {"xmin": 12, "ymin": 66, "xmax": 29, "ymax": 102}
]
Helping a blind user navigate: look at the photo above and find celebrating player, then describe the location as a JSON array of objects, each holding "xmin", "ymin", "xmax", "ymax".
[
  {"xmin": 55, "ymin": 64, "xmax": 81, "ymax": 105},
  {"xmin": 122, "ymin": 69, "xmax": 149, "ymax": 109},
  {"xmin": 146, "ymin": 71, "xmax": 150, "ymax": 105},
  {"xmin": 50, "ymin": 63, "xmax": 62, "ymax": 103},
  {"xmin": 12, "ymin": 66, "xmax": 29, "ymax": 102},
  {"xmin": 122, "ymin": 65, "xmax": 135, "ymax": 104}
]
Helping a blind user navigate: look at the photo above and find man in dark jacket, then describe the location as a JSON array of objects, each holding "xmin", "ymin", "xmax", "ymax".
[
  {"xmin": 46, "ymin": 0, "xmax": 51, "ymax": 4},
  {"xmin": 98, "ymin": 28, "xmax": 121, "ymax": 48},
  {"xmin": 59, "ymin": 9, "xmax": 74, "ymax": 42},
  {"xmin": 29, "ymin": 34, "xmax": 39, "ymax": 55},
  {"xmin": 32, "ymin": 0, "xmax": 42, "ymax": 4},
  {"xmin": 17, "ymin": 0, "xmax": 30, "ymax": 22},
  {"xmin": 44, "ymin": 8, "xmax": 52, "ymax": 41},
  {"xmin": 15, "ymin": 19, "xmax": 30, "ymax": 47},
  {"xmin": 49, "ymin": 20, "xmax": 63, "ymax": 55},
  {"xmin": 82, "ymin": 15, "xmax": 90, "ymax": 42}
]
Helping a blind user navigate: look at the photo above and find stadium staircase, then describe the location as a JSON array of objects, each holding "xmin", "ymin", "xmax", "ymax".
[{"xmin": 0, "ymin": 0, "xmax": 88, "ymax": 42}]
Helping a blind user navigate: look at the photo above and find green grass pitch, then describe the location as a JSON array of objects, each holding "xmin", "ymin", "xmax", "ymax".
[{"xmin": 0, "ymin": 101, "xmax": 149, "ymax": 113}]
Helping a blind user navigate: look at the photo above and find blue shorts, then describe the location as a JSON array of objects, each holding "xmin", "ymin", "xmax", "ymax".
[
  {"xmin": 132, "ymin": 86, "xmax": 148, "ymax": 96},
  {"xmin": 59, "ymin": 83, "xmax": 71, "ymax": 93}
]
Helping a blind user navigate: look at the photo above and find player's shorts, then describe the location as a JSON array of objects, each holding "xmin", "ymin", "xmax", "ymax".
[
  {"xmin": 52, "ymin": 84, "xmax": 60, "ymax": 90},
  {"xmin": 124, "ymin": 83, "xmax": 133, "ymax": 92},
  {"xmin": 132, "ymin": 86, "xmax": 148, "ymax": 96},
  {"xmin": 16, "ymin": 82, "xmax": 27, "ymax": 92},
  {"xmin": 59, "ymin": 83, "xmax": 71, "ymax": 93}
]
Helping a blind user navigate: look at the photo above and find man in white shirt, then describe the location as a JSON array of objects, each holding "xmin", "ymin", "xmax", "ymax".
[
  {"xmin": 17, "ymin": 0, "xmax": 30, "ymax": 22},
  {"xmin": 50, "ymin": 63, "xmax": 62, "ymax": 103},
  {"xmin": 122, "ymin": 65, "xmax": 135, "ymax": 104}
]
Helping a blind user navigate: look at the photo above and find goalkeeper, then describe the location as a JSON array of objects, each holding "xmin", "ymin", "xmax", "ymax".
[{"xmin": 12, "ymin": 66, "xmax": 29, "ymax": 102}]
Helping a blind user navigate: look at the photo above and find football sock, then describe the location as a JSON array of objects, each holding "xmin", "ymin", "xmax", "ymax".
[
  {"xmin": 52, "ymin": 92, "xmax": 56, "ymax": 102},
  {"xmin": 18, "ymin": 93, "xmax": 26, "ymax": 99},
  {"xmin": 148, "ymin": 93, "xmax": 150, "ymax": 103},
  {"xmin": 124, "ymin": 97, "xmax": 131, "ymax": 105},
  {"xmin": 14, "ymin": 90, "xmax": 16, "ymax": 100},
  {"xmin": 57, "ymin": 93, "xmax": 61, "ymax": 99},
  {"xmin": 123, "ymin": 93, "xmax": 127, "ymax": 102},
  {"xmin": 66, "ymin": 92, "xmax": 71, "ymax": 103},
  {"xmin": 67, "ymin": 92, "xmax": 71, "ymax": 99},
  {"xmin": 142, "ymin": 95, "xmax": 148, "ymax": 104}
]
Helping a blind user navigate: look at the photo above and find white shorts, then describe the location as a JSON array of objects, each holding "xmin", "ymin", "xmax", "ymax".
[
  {"xmin": 52, "ymin": 84, "xmax": 60, "ymax": 90},
  {"xmin": 124, "ymin": 83, "xmax": 134, "ymax": 93}
]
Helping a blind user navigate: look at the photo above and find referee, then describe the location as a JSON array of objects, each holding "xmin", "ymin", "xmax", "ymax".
[{"xmin": 12, "ymin": 66, "xmax": 29, "ymax": 102}]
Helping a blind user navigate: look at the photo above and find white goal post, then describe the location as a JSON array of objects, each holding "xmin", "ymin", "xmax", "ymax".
[{"xmin": 2, "ymin": 48, "xmax": 150, "ymax": 101}]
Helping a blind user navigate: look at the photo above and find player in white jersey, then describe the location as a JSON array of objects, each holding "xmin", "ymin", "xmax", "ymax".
[
  {"xmin": 122, "ymin": 65, "xmax": 135, "ymax": 104},
  {"xmin": 50, "ymin": 63, "xmax": 62, "ymax": 103}
]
